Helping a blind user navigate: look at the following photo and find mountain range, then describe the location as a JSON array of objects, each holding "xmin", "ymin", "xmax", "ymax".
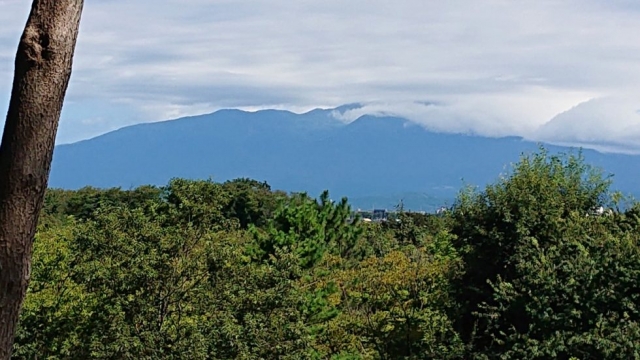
[{"xmin": 50, "ymin": 105, "xmax": 640, "ymax": 211}]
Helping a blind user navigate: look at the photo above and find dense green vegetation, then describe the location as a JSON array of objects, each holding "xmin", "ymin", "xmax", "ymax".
[{"xmin": 14, "ymin": 150, "xmax": 640, "ymax": 359}]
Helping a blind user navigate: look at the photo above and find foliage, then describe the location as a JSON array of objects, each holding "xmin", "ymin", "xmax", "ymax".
[
  {"xmin": 306, "ymin": 246, "xmax": 464, "ymax": 359},
  {"xmin": 450, "ymin": 149, "xmax": 640, "ymax": 358},
  {"xmin": 250, "ymin": 191, "xmax": 361, "ymax": 269},
  {"xmin": 14, "ymin": 149, "xmax": 640, "ymax": 359},
  {"xmin": 221, "ymin": 178, "xmax": 284, "ymax": 228}
]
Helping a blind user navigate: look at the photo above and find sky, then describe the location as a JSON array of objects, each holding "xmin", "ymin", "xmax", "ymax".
[{"xmin": 1, "ymin": 0, "xmax": 640, "ymax": 152}]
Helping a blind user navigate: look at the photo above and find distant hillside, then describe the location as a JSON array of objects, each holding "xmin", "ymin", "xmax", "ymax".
[{"xmin": 50, "ymin": 105, "xmax": 640, "ymax": 210}]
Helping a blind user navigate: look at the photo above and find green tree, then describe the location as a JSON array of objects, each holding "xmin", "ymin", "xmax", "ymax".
[
  {"xmin": 160, "ymin": 178, "xmax": 234, "ymax": 230},
  {"xmin": 221, "ymin": 178, "xmax": 284, "ymax": 228},
  {"xmin": 251, "ymin": 191, "xmax": 361, "ymax": 269},
  {"xmin": 450, "ymin": 149, "xmax": 640, "ymax": 358},
  {"xmin": 13, "ymin": 220, "xmax": 89, "ymax": 358},
  {"xmin": 306, "ymin": 239, "xmax": 463, "ymax": 359},
  {"xmin": 475, "ymin": 212, "xmax": 640, "ymax": 359}
]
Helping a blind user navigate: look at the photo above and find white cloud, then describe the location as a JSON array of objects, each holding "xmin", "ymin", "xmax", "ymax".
[
  {"xmin": 332, "ymin": 87, "xmax": 595, "ymax": 137},
  {"xmin": 1, "ymin": 0, "xmax": 640, "ymax": 148},
  {"xmin": 532, "ymin": 96, "xmax": 640, "ymax": 154}
]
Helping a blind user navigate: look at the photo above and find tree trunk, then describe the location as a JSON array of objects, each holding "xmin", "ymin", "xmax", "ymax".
[{"xmin": 0, "ymin": 1, "xmax": 83, "ymax": 358}]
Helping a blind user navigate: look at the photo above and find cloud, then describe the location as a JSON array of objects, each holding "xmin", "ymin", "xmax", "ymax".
[
  {"xmin": 1, "ymin": 0, "xmax": 640, "ymax": 148},
  {"xmin": 331, "ymin": 87, "xmax": 595, "ymax": 137},
  {"xmin": 532, "ymin": 97, "xmax": 640, "ymax": 154}
]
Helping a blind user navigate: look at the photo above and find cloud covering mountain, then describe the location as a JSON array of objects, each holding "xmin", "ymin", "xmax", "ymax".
[{"xmin": 533, "ymin": 97, "xmax": 640, "ymax": 154}]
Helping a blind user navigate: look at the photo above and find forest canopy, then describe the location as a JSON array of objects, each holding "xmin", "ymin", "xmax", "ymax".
[{"xmin": 14, "ymin": 150, "xmax": 640, "ymax": 359}]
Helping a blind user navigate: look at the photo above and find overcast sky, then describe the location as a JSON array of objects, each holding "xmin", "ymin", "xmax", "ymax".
[{"xmin": 2, "ymin": 0, "xmax": 640, "ymax": 152}]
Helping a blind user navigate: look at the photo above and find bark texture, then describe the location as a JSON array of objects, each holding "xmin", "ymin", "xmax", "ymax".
[{"xmin": 0, "ymin": 1, "xmax": 83, "ymax": 358}]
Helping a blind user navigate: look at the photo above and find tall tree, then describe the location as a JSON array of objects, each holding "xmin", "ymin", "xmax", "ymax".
[{"xmin": 0, "ymin": 1, "xmax": 84, "ymax": 357}]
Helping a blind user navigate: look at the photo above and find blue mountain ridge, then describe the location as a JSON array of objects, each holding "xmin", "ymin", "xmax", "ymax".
[{"xmin": 49, "ymin": 106, "xmax": 640, "ymax": 211}]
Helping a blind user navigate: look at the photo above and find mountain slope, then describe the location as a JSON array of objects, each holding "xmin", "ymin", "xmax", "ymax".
[{"xmin": 50, "ymin": 106, "xmax": 640, "ymax": 209}]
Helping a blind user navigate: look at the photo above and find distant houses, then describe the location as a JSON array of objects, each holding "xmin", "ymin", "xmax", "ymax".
[
  {"xmin": 351, "ymin": 208, "xmax": 431, "ymax": 223},
  {"xmin": 351, "ymin": 209, "xmax": 388, "ymax": 223}
]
